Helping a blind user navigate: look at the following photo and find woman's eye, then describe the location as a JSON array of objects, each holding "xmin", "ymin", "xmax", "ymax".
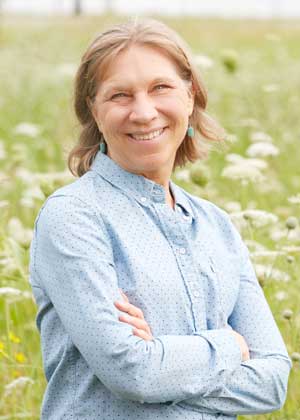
[
  {"xmin": 111, "ymin": 92, "xmax": 128, "ymax": 100},
  {"xmin": 154, "ymin": 84, "xmax": 169, "ymax": 91}
]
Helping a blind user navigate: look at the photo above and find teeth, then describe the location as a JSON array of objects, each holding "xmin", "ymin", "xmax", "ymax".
[{"xmin": 131, "ymin": 129, "xmax": 163, "ymax": 141}]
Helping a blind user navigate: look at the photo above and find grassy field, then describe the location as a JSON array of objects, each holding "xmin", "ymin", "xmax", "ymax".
[{"xmin": 0, "ymin": 14, "xmax": 300, "ymax": 419}]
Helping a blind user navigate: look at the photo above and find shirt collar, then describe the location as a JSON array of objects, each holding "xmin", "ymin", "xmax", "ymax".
[{"xmin": 90, "ymin": 152, "xmax": 195, "ymax": 220}]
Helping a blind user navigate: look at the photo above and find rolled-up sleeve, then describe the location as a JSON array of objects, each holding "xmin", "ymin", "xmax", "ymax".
[
  {"xmin": 31, "ymin": 194, "xmax": 245, "ymax": 404},
  {"xmin": 179, "ymin": 229, "xmax": 292, "ymax": 415}
]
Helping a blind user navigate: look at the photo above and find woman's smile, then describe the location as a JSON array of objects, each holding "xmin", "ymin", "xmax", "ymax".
[{"xmin": 127, "ymin": 127, "xmax": 166, "ymax": 143}]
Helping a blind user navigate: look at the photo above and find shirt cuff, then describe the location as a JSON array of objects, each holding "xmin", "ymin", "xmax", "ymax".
[{"xmin": 195, "ymin": 328, "xmax": 242, "ymax": 370}]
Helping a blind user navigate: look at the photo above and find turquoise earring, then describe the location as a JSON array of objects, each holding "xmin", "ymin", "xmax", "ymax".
[
  {"xmin": 187, "ymin": 125, "xmax": 194, "ymax": 138},
  {"xmin": 99, "ymin": 141, "xmax": 107, "ymax": 154}
]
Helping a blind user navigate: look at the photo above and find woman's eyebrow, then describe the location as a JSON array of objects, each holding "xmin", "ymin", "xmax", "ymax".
[
  {"xmin": 101, "ymin": 84, "xmax": 129, "ymax": 96},
  {"xmin": 151, "ymin": 77, "xmax": 177, "ymax": 84},
  {"xmin": 102, "ymin": 77, "xmax": 177, "ymax": 95}
]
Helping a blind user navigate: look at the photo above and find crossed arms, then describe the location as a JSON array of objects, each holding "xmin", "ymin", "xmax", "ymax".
[{"xmin": 30, "ymin": 195, "xmax": 291, "ymax": 415}]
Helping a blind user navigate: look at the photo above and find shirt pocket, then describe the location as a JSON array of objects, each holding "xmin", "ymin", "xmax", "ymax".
[{"xmin": 208, "ymin": 255, "xmax": 240, "ymax": 328}]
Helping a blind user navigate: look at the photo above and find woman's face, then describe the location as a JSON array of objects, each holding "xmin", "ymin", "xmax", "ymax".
[{"xmin": 91, "ymin": 44, "xmax": 194, "ymax": 183}]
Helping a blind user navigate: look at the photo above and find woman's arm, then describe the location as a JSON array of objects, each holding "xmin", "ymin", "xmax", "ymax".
[
  {"xmin": 178, "ymin": 242, "xmax": 291, "ymax": 415},
  {"xmin": 30, "ymin": 194, "xmax": 243, "ymax": 404},
  {"xmin": 117, "ymin": 230, "xmax": 291, "ymax": 414}
]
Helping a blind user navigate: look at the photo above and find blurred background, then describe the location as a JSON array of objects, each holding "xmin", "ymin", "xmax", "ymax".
[
  {"xmin": 2, "ymin": 0, "xmax": 300, "ymax": 18},
  {"xmin": 0, "ymin": 1, "xmax": 300, "ymax": 419}
]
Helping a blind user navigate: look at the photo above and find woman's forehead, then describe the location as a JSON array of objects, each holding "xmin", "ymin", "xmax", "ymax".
[{"xmin": 98, "ymin": 44, "xmax": 183, "ymax": 87}]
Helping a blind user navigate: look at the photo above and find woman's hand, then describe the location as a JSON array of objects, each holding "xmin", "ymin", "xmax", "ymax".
[
  {"xmin": 114, "ymin": 290, "xmax": 250, "ymax": 359},
  {"xmin": 229, "ymin": 330, "xmax": 250, "ymax": 361},
  {"xmin": 114, "ymin": 289, "xmax": 154, "ymax": 341}
]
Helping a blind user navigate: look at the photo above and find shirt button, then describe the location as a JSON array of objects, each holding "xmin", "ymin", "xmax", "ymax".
[
  {"xmin": 140, "ymin": 197, "xmax": 147, "ymax": 203},
  {"xmin": 153, "ymin": 194, "xmax": 164, "ymax": 203},
  {"xmin": 179, "ymin": 247, "xmax": 186, "ymax": 255},
  {"xmin": 192, "ymin": 290, "xmax": 201, "ymax": 298}
]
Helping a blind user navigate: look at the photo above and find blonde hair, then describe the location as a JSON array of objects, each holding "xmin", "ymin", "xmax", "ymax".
[{"xmin": 68, "ymin": 18, "xmax": 225, "ymax": 177}]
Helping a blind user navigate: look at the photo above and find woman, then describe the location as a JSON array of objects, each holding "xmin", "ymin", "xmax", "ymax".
[{"xmin": 29, "ymin": 19, "xmax": 291, "ymax": 420}]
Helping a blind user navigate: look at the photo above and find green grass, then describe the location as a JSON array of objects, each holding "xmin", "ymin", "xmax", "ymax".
[{"xmin": 0, "ymin": 14, "xmax": 300, "ymax": 419}]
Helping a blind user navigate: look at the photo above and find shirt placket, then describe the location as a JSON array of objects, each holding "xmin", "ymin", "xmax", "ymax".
[{"xmin": 151, "ymin": 191, "xmax": 207, "ymax": 332}]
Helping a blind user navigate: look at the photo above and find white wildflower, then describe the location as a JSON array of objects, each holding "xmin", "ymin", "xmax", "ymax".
[
  {"xmin": 246, "ymin": 158, "xmax": 268, "ymax": 170},
  {"xmin": 0, "ymin": 287, "xmax": 33, "ymax": 303},
  {"xmin": 282, "ymin": 308, "xmax": 293, "ymax": 319},
  {"xmin": 14, "ymin": 122, "xmax": 41, "ymax": 138},
  {"xmin": 225, "ymin": 154, "xmax": 243, "ymax": 164},
  {"xmin": 275, "ymin": 291, "xmax": 288, "ymax": 301},
  {"xmin": 223, "ymin": 201, "xmax": 242, "ymax": 213},
  {"xmin": 7, "ymin": 218, "xmax": 33, "ymax": 247},
  {"xmin": 0, "ymin": 287, "xmax": 23, "ymax": 297},
  {"xmin": 282, "ymin": 245, "xmax": 300, "ymax": 253},
  {"xmin": 286, "ymin": 216, "xmax": 298, "ymax": 230},
  {"xmin": 22, "ymin": 291, "xmax": 34, "ymax": 300},
  {"xmin": 15, "ymin": 167, "xmax": 36, "ymax": 184},
  {"xmin": 287, "ymin": 229, "xmax": 300, "ymax": 242},
  {"xmin": 288, "ymin": 194, "xmax": 300, "ymax": 205},
  {"xmin": 244, "ymin": 239, "xmax": 267, "ymax": 253},
  {"xmin": 272, "ymin": 269, "xmax": 291, "ymax": 283},
  {"xmin": 254, "ymin": 264, "xmax": 290, "ymax": 282},
  {"xmin": 270, "ymin": 228, "xmax": 288, "ymax": 242},
  {"xmin": 291, "ymin": 352, "xmax": 300, "ymax": 362},
  {"xmin": 4, "ymin": 376, "xmax": 34, "ymax": 398},
  {"xmin": 262, "ymin": 84, "xmax": 280, "ymax": 93},
  {"xmin": 226, "ymin": 154, "xmax": 268, "ymax": 170},
  {"xmin": 19, "ymin": 197, "xmax": 35, "ymax": 208},
  {"xmin": 194, "ymin": 54, "xmax": 214, "ymax": 70},
  {"xmin": 231, "ymin": 209, "xmax": 278, "ymax": 228},
  {"xmin": 249, "ymin": 131, "xmax": 273, "ymax": 143},
  {"xmin": 22, "ymin": 186, "xmax": 45, "ymax": 201},
  {"xmin": 222, "ymin": 164, "xmax": 265, "ymax": 184},
  {"xmin": 256, "ymin": 178, "xmax": 283, "ymax": 194},
  {"xmin": 246, "ymin": 142, "xmax": 279, "ymax": 158},
  {"xmin": 270, "ymin": 226, "xmax": 300, "ymax": 243},
  {"xmin": 251, "ymin": 250, "xmax": 286, "ymax": 259},
  {"xmin": 229, "ymin": 212, "xmax": 248, "ymax": 231},
  {"xmin": 175, "ymin": 169, "xmax": 191, "ymax": 182},
  {"xmin": 0, "ymin": 200, "xmax": 9, "ymax": 209},
  {"xmin": 0, "ymin": 257, "xmax": 14, "ymax": 267},
  {"xmin": 225, "ymin": 134, "xmax": 238, "ymax": 143}
]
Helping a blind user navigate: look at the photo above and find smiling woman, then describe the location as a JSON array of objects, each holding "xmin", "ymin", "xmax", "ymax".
[
  {"xmin": 29, "ymin": 18, "xmax": 291, "ymax": 420},
  {"xmin": 87, "ymin": 44, "xmax": 195, "ymax": 202},
  {"xmin": 69, "ymin": 19, "xmax": 225, "ymax": 178}
]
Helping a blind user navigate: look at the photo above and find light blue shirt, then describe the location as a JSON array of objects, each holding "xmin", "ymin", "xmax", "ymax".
[{"xmin": 29, "ymin": 151, "xmax": 291, "ymax": 420}]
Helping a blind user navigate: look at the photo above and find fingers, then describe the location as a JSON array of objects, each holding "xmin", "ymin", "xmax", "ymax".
[
  {"xmin": 118, "ymin": 313, "xmax": 151, "ymax": 334},
  {"xmin": 114, "ymin": 299, "xmax": 145, "ymax": 319},
  {"xmin": 230, "ymin": 330, "xmax": 250, "ymax": 361},
  {"xmin": 133, "ymin": 328, "xmax": 153, "ymax": 341},
  {"xmin": 119, "ymin": 288, "xmax": 129, "ymax": 302},
  {"xmin": 114, "ymin": 291, "xmax": 153, "ymax": 342}
]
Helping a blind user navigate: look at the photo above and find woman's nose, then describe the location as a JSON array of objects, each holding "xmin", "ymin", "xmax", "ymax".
[{"xmin": 129, "ymin": 93, "xmax": 158, "ymax": 123}]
